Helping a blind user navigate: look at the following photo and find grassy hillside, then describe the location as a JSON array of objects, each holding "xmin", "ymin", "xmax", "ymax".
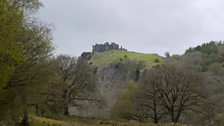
[{"xmin": 89, "ymin": 50, "xmax": 164, "ymax": 66}]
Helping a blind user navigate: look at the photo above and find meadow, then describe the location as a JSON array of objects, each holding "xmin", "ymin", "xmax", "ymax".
[{"xmin": 29, "ymin": 116, "xmax": 186, "ymax": 126}]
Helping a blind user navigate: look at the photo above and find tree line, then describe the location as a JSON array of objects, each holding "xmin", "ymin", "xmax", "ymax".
[{"xmin": 112, "ymin": 42, "xmax": 224, "ymax": 126}]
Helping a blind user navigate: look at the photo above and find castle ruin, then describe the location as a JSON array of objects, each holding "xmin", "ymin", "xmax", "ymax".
[{"xmin": 92, "ymin": 42, "xmax": 127, "ymax": 52}]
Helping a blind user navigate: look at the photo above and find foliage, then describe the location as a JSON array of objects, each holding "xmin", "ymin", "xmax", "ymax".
[
  {"xmin": 154, "ymin": 58, "xmax": 160, "ymax": 63},
  {"xmin": 11, "ymin": 0, "xmax": 43, "ymax": 13},
  {"xmin": 185, "ymin": 41, "xmax": 224, "ymax": 55},
  {"xmin": 111, "ymin": 81, "xmax": 137, "ymax": 119},
  {"xmin": 35, "ymin": 55, "xmax": 98, "ymax": 117},
  {"xmin": 0, "ymin": 0, "xmax": 24, "ymax": 92},
  {"xmin": 0, "ymin": 0, "xmax": 54, "ymax": 125}
]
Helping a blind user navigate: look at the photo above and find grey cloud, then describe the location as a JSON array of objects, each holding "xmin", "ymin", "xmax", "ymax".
[{"xmin": 38, "ymin": 0, "xmax": 224, "ymax": 56}]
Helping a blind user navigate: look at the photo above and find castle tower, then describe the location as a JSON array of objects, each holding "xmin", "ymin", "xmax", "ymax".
[{"xmin": 92, "ymin": 42, "xmax": 127, "ymax": 52}]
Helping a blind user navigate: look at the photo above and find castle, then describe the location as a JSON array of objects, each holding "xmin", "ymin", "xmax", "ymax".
[{"xmin": 92, "ymin": 42, "xmax": 127, "ymax": 52}]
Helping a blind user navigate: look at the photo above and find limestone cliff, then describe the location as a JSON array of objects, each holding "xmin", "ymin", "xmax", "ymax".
[{"xmin": 69, "ymin": 50, "xmax": 163, "ymax": 118}]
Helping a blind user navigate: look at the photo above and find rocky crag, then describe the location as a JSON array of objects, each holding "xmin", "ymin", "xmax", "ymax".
[{"xmin": 69, "ymin": 45, "xmax": 163, "ymax": 118}]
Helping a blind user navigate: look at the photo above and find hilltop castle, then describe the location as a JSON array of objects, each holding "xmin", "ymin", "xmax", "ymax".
[{"xmin": 92, "ymin": 42, "xmax": 127, "ymax": 52}]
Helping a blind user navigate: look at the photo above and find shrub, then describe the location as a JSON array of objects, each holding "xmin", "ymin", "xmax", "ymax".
[{"xmin": 154, "ymin": 58, "xmax": 160, "ymax": 63}]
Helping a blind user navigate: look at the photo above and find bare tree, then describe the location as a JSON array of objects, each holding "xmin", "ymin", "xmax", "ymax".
[
  {"xmin": 131, "ymin": 67, "xmax": 164, "ymax": 124},
  {"xmin": 155, "ymin": 64, "xmax": 207, "ymax": 123},
  {"xmin": 44, "ymin": 55, "xmax": 97, "ymax": 115},
  {"xmin": 131, "ymin": 64, "xmax": 208, "ymax": 124}
]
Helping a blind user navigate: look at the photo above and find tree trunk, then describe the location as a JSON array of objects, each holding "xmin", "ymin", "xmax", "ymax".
[
  {"xmin": 174, "ymin": 109, "xmax": 182, "ymax": 123},
  {"xmin": 154, "ymin": 118, "xmax": 158, "ymax": 124},
  {"xmin": 35, "ymin": 105, "xmax": 39, "ymax": 116},
  {"xmin": 153, "ymin": 98, "xmax": 159, "ymax": 124},
  {"xmin": 62, "ymin": 89, "xmax": 69, "ymax": 115},
  {"xmin": 153, "ymin": 109, "xmax": 158, "ymax": 124},
  {"xmin": 171, "ymin": 107, "xmax": 175, "ymax": 123},
  {"xmin": 41, "ymin": 111, "xmax": 44, "ymax": 116},
  {"xmin": 20, "ymin": 94, "xmax": 29, "ymax": 126},
  {"xmin": 20, "ymin": 107, "xmax": 29, "ymax": 126},
  {"xmin": 64, "ymin": 105, "xmax": 69, "ymax": 115}
]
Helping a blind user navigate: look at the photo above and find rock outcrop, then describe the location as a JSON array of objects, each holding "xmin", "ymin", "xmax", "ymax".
[
  {"xmin": 68, "ymin": 51, "xmax": 162, "ymax": 118},
  {"xmin": 92, "ymin": 42, "xmax": 127, "ymax": 52}
]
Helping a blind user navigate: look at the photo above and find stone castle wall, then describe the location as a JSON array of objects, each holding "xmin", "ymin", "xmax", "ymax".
[{"xmin": 92, "ymin": 42, "xmax": 127, "ymax": 52}]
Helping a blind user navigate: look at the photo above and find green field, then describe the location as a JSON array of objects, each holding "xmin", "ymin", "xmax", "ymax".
[
  {"xmin": 89, "ymin": 50, "xmax": 164, "ymax": 66},
  {"xmin": 29, "ymin": 116, "xmax": 186, "ymax": 126}
]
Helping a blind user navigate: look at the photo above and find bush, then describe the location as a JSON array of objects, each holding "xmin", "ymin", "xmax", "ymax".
[{"xmin": 154, "ymin": 58, "xmax": 160, "ymax": 63}]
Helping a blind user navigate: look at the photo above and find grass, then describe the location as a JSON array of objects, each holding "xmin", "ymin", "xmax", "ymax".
[
  {"xmin": 29, "ymin": 115, "xmax": 187, "ymax": 126},
  {"xmin": 29, "ymin": 115, "xmax": 70, "ymax": 126},
  {"xmin": 90, "ymin": 50, "xmax": 164, "ymax": 67}
]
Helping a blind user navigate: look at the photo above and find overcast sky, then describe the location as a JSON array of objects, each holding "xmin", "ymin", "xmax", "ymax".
[{"xmin": 38, "ymin": 0, "xmax": 224, "ymax": 56}]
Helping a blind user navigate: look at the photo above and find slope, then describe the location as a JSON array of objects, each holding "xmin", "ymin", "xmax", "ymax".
[{"xmin": 89, "ymin": 50, "xmax": 164, "ymax": 67}]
